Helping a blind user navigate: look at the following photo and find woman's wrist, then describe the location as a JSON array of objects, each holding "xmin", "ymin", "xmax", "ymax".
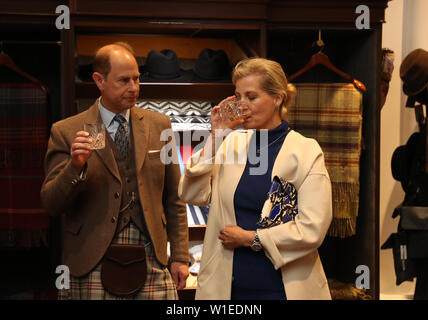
[{"xmin": 245, "ymin": 230, "xmax": 256, "ymax": 247}]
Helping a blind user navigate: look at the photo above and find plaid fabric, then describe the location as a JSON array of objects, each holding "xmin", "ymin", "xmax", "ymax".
[
  {"xmin": 0, "ymin": 83, "xmax": 50, "ymax": 248},
  {"xmin": 288, "ymin": 83, "xmax": 363, "ymax": 238},
  {"xmin": 58, "ymin": 222, "xmax": 178, "ymax": 300}
]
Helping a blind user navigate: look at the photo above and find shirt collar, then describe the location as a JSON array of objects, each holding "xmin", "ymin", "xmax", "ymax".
[{"xmin": 98, "ymin": 97, "xmax": 130, "ymax": 127}]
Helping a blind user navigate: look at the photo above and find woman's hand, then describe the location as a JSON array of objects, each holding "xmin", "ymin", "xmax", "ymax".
[
  {"xmin": 208, "ymin": 96, "xmax": 244, "ymax": 155},
  {"xmin": 218, "ymin": 225, "xmax": 255, "ymax": 250},
  {"xmin": 211, "ymin": 96, "xmax": 243, "ymax": 133},
  {"xmin": 200, "ymin": 96, "xmax": 244, "ymax": 160}
]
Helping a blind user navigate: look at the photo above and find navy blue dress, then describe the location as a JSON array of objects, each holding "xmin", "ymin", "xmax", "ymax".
[{"xmin": 231, "ymin": 121, "xmax": 290, "ymax": 300}]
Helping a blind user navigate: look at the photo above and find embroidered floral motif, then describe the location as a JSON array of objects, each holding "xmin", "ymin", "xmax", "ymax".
[{"xmin": 257, "ymin": 176, "xmax": 298, "ymax": 228}]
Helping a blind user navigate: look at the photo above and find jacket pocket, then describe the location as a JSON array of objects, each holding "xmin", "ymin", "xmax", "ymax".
[{"xmin": 148, "ymin": 150, "xmax": 161, "ymax": 159}]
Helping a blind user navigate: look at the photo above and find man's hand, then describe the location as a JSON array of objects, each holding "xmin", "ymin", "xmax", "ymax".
[
  {"xmin": 71, "ymin": 131, "xmax": 93, "ymax": 172},
  {"xmin": 170, "ymin": 261, "xmax": 189, "ymax": 291}
]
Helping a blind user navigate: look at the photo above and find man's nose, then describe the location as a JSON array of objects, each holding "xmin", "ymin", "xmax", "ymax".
[{"xmin": 129, "ymin": 79, "xmax": 139, "ymax": 93}]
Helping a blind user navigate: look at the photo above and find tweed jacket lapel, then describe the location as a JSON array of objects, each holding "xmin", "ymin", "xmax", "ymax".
[
  {"xmin": 84, "ymin": 102, "xmax": 121, "ymax": 182},
  {"xmin": 130, "ymin": 107, "xmax": 148, "ymax": 174}
]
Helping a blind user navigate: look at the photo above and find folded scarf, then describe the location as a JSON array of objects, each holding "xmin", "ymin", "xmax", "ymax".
[{"xmin": 288, "ymin": 83, "xmax": 363, "ymax": 238}]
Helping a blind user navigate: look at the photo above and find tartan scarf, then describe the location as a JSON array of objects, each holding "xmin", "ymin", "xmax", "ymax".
[
  {"xmin": 0, "ymin": 83, "xmax": 50, "ymax": 248},
  {"xmin": 288, "ymin": 83, "xmax": 363, "ymax": 238}
]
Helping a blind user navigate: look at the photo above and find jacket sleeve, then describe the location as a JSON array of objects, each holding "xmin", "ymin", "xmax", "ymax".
[
  {"xmin": 178, "ymin": 132, "xmax": 220, "ymax": 207},
  {"xmin": 160, "ymin": 117, "xmax": 190, "ymax": 263},
  {"xmin": 257, "ymin": 152, "xmax": 333, "ymax": 270},
  {"xmin": 178, "ymin": 148, "xmax": 215, "ymax": 207},
  {"xmin": 40, "ymin": 123, "xmax": 87, "ymax": 216}
]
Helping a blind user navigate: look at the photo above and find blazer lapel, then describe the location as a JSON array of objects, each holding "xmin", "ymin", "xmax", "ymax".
[
  {"xmin": 84, "ymin": 102, "xmax": 121, "ymax": 182},
  {"xmin": 131, "ymin": 107, "xmax": 148, "ymax": 173}
]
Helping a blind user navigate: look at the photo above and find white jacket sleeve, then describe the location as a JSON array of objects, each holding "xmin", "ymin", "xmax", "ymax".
[
  {"xmin": 178, "ymin": 147, "xmax": 215, "ymax": 207},
  {"xmin": 257, "ymin": 153, "xmax": 333, "ymax": 270}
]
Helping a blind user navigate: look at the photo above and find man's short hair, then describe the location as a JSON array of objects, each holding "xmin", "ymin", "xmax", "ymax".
[{"xmin": 93, "ymin": 42, "xmax": 136, "ymax": 78}]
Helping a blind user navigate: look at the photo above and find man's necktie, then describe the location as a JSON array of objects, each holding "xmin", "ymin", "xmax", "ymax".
[{"xmin": 113, "ymin": 114, "xmax": 129, "ymax": 157}]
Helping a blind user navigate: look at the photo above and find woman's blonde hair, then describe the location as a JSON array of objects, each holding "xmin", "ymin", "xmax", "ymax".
[{"xmin": 232, "ymin": 57, "xmax": 296, "ymax": 120}]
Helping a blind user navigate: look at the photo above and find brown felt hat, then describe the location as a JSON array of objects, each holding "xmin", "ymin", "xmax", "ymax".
[{"xmin": 400, "ymin": 48, "xmax": 428, "ymax": 96}]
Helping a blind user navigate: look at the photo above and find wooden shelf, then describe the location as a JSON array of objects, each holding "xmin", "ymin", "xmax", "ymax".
[
  {"xmin": 189, "ymin": 225, "xmax": 206, "ymax": 241},
  {"xmin": 75, "ymin": 82, "xmax": 235, "ymax": 101},
  {"xmin": 178, "ymin": 287, "xmax": 196, "ymax": 300}
]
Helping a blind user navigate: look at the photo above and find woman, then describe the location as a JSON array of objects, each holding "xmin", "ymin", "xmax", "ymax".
[{"xmin": 178, "ymin": 58, "xmax": 332, "ymax": 300}]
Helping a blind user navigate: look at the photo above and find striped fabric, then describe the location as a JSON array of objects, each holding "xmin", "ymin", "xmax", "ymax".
[
  {"xmin": 288, "ymin": 83, "xmax": 363, "ymax": 238},
  {"xmin": 136, "ymin": 100, "xmax": 212, "ymax": 131},
  {"xmin": 0, "ymin": 83, "xmax": 50, "ymax": 248},
  {"xmin": 58, "ymin": 222, "xmax": 178, "ymax": 300},
  {"xmin": 187, "ymin": 204, "xmax": 209, "ymax": 226},
  {"xmin": 136, "ymin": 100, "xmax": 211, "ymax": 117}
]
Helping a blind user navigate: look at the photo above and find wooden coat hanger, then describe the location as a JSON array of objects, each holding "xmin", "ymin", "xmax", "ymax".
[
  {"xmin": 288, "ymin": 30, "xmax": 366, "ymax": 92},
  {"xmin": 0, "ymin": 42, "xmax": 51, "ymax": 93}
]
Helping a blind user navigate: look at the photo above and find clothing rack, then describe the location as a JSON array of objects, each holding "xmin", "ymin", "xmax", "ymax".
[{"xmin": 288, "ymin": 30, "xmax": 367, "ymax": 92}]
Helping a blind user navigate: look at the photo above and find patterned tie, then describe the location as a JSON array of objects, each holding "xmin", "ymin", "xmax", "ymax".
[{"xmin": 113, "ymin": 114, "xmax": 129, "ymax": 157}]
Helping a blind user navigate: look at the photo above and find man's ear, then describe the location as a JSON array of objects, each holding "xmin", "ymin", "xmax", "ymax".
[{"xmin": 93, "ymin": 72, "xmax": 104, "ymax": 91}]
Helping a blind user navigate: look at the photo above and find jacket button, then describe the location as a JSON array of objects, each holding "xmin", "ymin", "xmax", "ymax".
[
  {"xmin": 111, "ymin": 217, "xmax": 116, "ymax": 223},
  {"xmin": 114, "ymin": 192, "xmax": 120, "ymax": 199},
  {"xmin": 71, "ymin": 179, "xmax": 78, "ymax": 185}
]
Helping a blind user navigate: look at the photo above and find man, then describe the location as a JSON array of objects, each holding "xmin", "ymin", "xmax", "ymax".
[{"xmin": 41, "ymin": 42, "xmax": 189, "ymax": 299}]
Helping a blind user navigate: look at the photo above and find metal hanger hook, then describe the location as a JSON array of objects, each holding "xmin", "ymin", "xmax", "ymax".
[{"xmin": 316, "ymin": 29, "xmax": 325, "ymax": 52}]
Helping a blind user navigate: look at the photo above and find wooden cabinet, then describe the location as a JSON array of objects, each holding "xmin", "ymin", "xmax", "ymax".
[{"xmin": 0, "ymin": 0, "xmax": 389, "ymax": 299}]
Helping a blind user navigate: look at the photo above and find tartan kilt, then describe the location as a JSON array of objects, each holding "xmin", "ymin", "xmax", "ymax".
[{"xmin": 58, "ymin": 222, "xmax": 178, "ymax": 300}]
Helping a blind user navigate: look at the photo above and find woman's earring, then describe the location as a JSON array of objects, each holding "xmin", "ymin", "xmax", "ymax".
[{"xmin": 274, "ymin": 105, "xmax": 279, "ymax": 110}]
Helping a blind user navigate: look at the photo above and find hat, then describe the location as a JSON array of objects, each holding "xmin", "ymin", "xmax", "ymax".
[
  {"xmin": 140, "ymin": 49, "xmax": 192, "ymax": 82},
  {"xmin": 400, "ymin": 48, "xmax": 428, "ymax": 96},
  {"xmin": 391, "ymin": 131, "xmax": 425, "ymax": 193},
  {"xmin": 191, "ymin": 48, "xmax": 232, "ymax": 82}
]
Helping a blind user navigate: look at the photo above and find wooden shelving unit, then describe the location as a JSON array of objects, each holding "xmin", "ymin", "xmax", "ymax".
[
  {"xmin": 75, "ymin": 82, "xmax": 234, "ymax": 101},
  {"xmin": 0, "ymin": 0, "xmax": 389, "ymax": 300}
]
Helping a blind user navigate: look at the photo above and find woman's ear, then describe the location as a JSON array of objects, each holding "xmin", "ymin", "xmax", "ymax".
[
  {"xmin": 274, "ymin": 93, "xmax": 284, "ymax": 108},
  {"xmin": 92, "ymin": 72, "xmax": 104, "ymax": 91}
]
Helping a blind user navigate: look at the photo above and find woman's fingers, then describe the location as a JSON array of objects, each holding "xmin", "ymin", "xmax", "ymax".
[{"xmin": 226, "ymin": 118, "xmax": 244, "ymax": 129}]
